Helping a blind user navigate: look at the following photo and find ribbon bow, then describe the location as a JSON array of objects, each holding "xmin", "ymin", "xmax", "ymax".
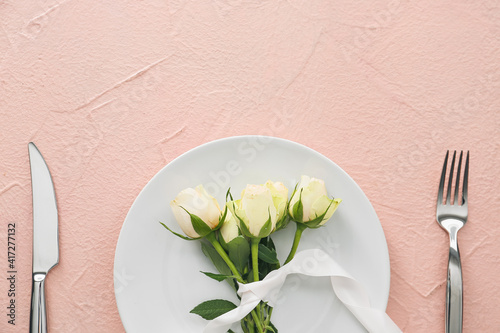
[{"xmin": 203, "ymin": 249, "xmax": 402, "ymax": 333}]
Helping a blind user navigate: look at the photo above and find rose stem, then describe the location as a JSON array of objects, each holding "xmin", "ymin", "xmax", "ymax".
[
  {"xmin": 284, "ymin": 223, "xmax": 307, "ymax": 265},
  {"xmin": 251, "ymin": 237, "xmax": 269, "ymax": 331},
  {"xmin": 251, "ymin": 238, "xmax": 260, "ymax": 282},
  {"xmin": 207, "ymin": 233, "xmax": 265, "ymax": 331},
  {"xmin": 206, "ymin": 232, "xmax": 244, "ymax": 283}
]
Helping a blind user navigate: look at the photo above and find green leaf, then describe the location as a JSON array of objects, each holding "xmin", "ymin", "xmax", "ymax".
[
  {"xmin": 257, "ymin": 211, "xmax": 273, "ymax": 238},
  {"xmin": 275, "ymin": 214, "xmax": 290, "ymax": 231},
  {"xmin": 226, "ymin": 188, "xmax": 234, "ymax": 201},
  {"xmin": 291, "ymin": 189, "xmax": 303, "ymax": 222},
  {"xmin": 261, "ymin": 236, "xmax": 276, "ymax": 250},
  {"xmin": 159, "ymin": 222, "xmax": 198, "ymax": 241},
  {"xmin": 304, "ymin": 216, "xmax": 325, "ymax": 229},
  {"xmin": 180, "ymin": 207, "xmax": 213, "ymax": 237},
  {"xmin": 258, "ymin": 258, "xmax": 272, "ymax": 280},
  {"xmin": 304, "ymin": 198, "xmax": 335, "ymax": 228},
  {"xmin": 237, "ymin": 216, "xmax": 254, "ymax": 238},
  {"xmin": 201, "ymin": 271, "xmax": 234, "ymax": 282},
  {"xmin": 190, "ymin": 299, "xmax": 237, "ymax": 320},
  {"xmin": 227, "ymin": 236, "xmax": 250, "ymax": 273},
  {"xmin": 289, "ymin": 183, "xmax": 298, "ymax": 200},
  {"xmin": 216, "ymin": 205, "xmax": 228, "ymax": 232},
  {"xmin": 201, "ymin": 242, "xmax": 232, "ymax": 276},
  {"xmin": 275, "ymin": 190, "xmax": 292, "ymax": 231},
  {"xmin": 304, "ymin": 197, "xmax": 341, "ymax": 229},
  {"xmin": 258, "ymin": 237, "xmax": 280, "ymax": 278},
  {"xmin": 246, "ymin": 268, "xmax": 255, "ymax": 283},
  {"xmin": 258, "ymin": 243, "xmax": 279, "ymax": 265},
  {"xmin": 219, "ymin": 231, "xmax": 228, "ymax": 251}
]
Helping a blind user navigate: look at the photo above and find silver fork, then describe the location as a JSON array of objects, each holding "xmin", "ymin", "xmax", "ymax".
[{"xmin": 436, "ymin": 150, "xmax": 469, "ymax": 333}]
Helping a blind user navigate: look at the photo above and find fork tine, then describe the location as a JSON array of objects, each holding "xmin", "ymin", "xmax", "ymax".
[
  {"xmin": 437, "ymin": 150, "xmax": 449, "ymax": 205},
  {"xmin": 446, "ymin": 151, "xmax": 456, "ymax": 204},
  {"xmin": 454, "ymin": 151, "xmax": 463, "ymax": 205},
  {"xmin": 462, "ymin": 151, "xmax": 469, "ymax": 205}
]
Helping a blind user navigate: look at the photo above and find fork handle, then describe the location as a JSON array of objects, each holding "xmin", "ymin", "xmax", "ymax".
[{"xmin": 446, "ymin": 226, "xmax": 463, "ymax": 333}]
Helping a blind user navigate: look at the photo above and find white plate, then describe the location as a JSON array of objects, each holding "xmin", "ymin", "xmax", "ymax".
[{"xmin": 114, "ymin": 136, "xmax": 390, "ymax": 333}]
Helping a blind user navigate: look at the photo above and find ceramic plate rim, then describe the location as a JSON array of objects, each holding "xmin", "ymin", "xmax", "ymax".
[{"xmin": 114, "ymin": 135, "xmax": 390, "ymax": 332}]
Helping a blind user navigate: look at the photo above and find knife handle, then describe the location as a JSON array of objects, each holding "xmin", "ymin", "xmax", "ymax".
[{"xmin": 30, "ymin": 273, "xmax": 48, "ymax": 333}]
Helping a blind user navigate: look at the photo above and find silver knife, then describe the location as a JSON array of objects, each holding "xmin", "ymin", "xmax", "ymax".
[{"xmin": 29, "ymin": 142, "xmax": 59, "ymax": 333}]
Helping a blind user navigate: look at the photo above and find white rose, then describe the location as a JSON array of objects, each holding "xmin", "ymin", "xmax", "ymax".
[
  {"xmin": 170, "ymin": 185, "xmax": 221, "ymax": 238},
  {"xmin": 264, "ymin": 180, "xmax": 289, "ymax": 223},
  {"xmin": 228, "ymin": 183, "xmax": 277, "ymax": 238},
  {"xmin": 220, "ymin": 209, "xmax": 240, "ymax": 244},
  {"xmin": 289, "ymin": 175, "xmax": 341, "ymax": 227}
]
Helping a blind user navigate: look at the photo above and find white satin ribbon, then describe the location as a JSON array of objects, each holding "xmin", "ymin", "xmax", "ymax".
[{"xmin": 204, "ymin": 249, "xmax": 401, "ymax": 333}]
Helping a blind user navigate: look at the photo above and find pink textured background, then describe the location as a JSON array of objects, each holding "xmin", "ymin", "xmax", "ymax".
[{"xmin": 1, "ymin": 1, "xmax": 499, "ymax": 332}]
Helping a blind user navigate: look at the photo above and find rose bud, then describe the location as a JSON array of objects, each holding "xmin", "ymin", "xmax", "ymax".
[{"xmin": 289, "ymin": 175, "xmax": 341, "ymax": 228}]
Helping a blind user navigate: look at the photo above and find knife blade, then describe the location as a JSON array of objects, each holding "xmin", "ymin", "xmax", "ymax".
[{"xmin": 28, "ymin": 142, "xmax": 59, "ymax": 333}]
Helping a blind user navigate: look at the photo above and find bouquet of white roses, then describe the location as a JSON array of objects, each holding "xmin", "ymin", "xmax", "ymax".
[{"xmin": 161, "ymin": 175, "xmax": 341, "ymax": 333}]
